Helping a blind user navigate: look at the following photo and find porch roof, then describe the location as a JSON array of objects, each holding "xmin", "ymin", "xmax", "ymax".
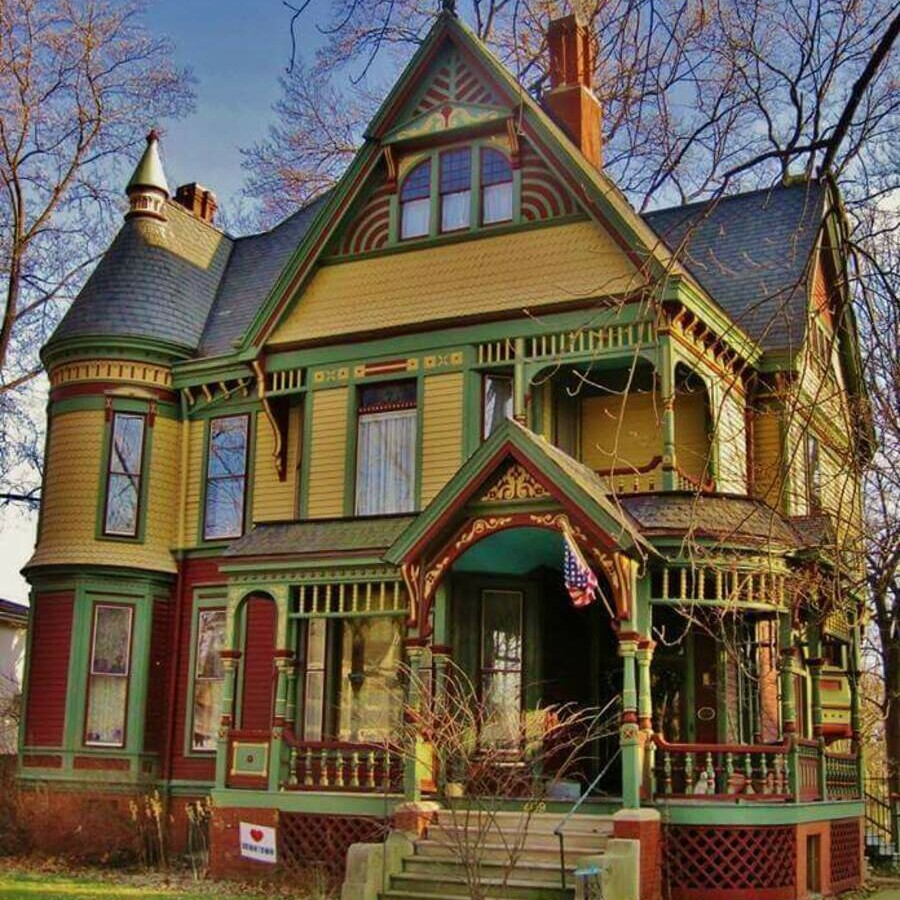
[
  {"xmin": 618, "ymin": 493, "xmax": 802, "ymax": 548},
  {"xmin": 223, "ymin": 514, "xmax": 416, "ymax": 560}
]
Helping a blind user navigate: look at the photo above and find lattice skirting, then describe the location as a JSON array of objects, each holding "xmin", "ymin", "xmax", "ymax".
[
  {"xmin": 665, "ymin": 825, "xmax": 796, "ymax": 900},
  {"xmin": 830, "ymin": 818, "xmax": 862, "ymax": 893},
  {"xmin": 278, "ymin": 812, "xmax": 387, "ymax": 889}
]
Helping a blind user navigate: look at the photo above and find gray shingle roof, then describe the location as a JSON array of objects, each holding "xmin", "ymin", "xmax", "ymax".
[
  {"xmin": 619, "ymin": 493, "xmax": 801, "ymax": 547},
  {"xmin": 198, "ymin": 194, "xmax": 329, "ymax": 357},
  {"xmin": 642, "ymin": 181, "xmax": 827, "ymax": 352},
  {"xmin": 51, "ymin": 202, "xmax": 233, "ymax": 352},
  {"xmin": 224, "ymin": 515, "xmax": 417, "ymax": 559},
  {"xmin": 0, "ymin": 598, "xmax": 28, "ymax": 625}
]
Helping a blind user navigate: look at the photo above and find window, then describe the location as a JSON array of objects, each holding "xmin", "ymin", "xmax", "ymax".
[
  {"xmin": 103, "ymin": 412, "xmax": 146, "ymax": 537},
  {"xmin": 440, "ymin": 148, "xmax": 471, "ymax": 232},
  {"xmin": 191, "ymin": 608, "xmax": 226, "ymax": 751},
  {"xmin": 301, "ymin": 618, "xmax": 328, "ymax": 741},
  {"xmin": 481, "ymin": 148, "xmax": 513, "ymax": 224},
  {"xmin": 480, "ymin": 590, "xmax": 523, "ymax": 748},
  {"xmin": 203, "ymin": 415, "xmax": 249, "ymax": 540},
  {"xmin": 355, "ymin": 382, "xmax": 417, "ymax": 515},
  {"xmin": 806, "ymin": 434, "xmax": 821, "ymax": 511},
  {"xmin": 482, "ymin": 374, "xmax": 513, "ymax": 439},
  {"xmin": 400, "ymin": 160, "xmax": 431, "ymax": 239},
  {"xmin": 85, "ymin": 604, "xmax": 133, "ymax": 747}
]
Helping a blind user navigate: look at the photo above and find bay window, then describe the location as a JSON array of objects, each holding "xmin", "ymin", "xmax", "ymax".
[
  {"xmin": 203, "ymin": 415, "xmax": 249, "ymax": 540},
  {"xmin": 191, "ymin": 608, "xmax": 226, "ymax": 751},
  {"xmin": 103, "ymin": 412, "xmax": 146, "ymax": 537},
  {"xmin": 84, "ymin": 604, "xmax": 133, "ymax": 747},
  {"xmin": 400, "ymin": 160, "xmax": 431, "ymax": 239},
  {"xmin": 355, "ymin": 382, "xmax": 417, "ymax": 515},
  {"xmin": 481, "ymin": 148, "xmax": 513, "ymax": 224},
  {"xmin": 440, "ymin": 148, "xmax": 471, "ymax": 232}
]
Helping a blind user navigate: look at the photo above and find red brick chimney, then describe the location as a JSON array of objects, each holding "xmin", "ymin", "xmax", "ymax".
[
  {"xmin": 174, "ymin": 182, "xmax": 218, "ymax": 225},
  {"xmin": 543, "ymin": 15, "xmax": 602, "ymax": 168}
]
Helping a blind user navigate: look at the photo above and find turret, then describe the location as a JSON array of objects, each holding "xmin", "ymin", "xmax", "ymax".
[{"xmin": 126, "ymin": 129, "xmax": 169, "ymax": 220}]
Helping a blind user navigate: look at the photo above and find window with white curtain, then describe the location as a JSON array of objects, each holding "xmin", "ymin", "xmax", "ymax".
[
  {"xmin": 440, "ymin": 148, "xmax": 471, "ymax": 232},
  {"xmin": 400, "ymin": 160, "xmax": 431, "ymax": 239},
  {"xmin": 84, "ymin": 604, "xmax": 133, "ymax": 747},
  {"xmin": 355, "ymin": 382, "xmax": 417, "ymax": 515},
  {"xmin": 481, "ymin": 148, "xmax": 513, "ymax": 224}
]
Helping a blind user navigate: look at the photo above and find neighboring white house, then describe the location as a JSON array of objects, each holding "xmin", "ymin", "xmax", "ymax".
[{"xmin": 0, "ymin": 598, "xmax": 27, "ymax": 754}]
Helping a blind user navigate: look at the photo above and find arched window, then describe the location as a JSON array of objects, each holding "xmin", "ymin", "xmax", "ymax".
[
  {"xmin": 400, "ymin": 159, "xmax": 431, "ymax": 239},
  {"xmin": 481, "ymin": 148, "xmax": 513, "ymax": 224}
]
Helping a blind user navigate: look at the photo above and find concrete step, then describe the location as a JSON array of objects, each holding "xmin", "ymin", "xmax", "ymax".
[
  {"xmin": 416, "ymin": 835, "xmax": 609, "ymax": 864},
  {"xmin": 426, "ymin": 823, "xmax": 610, "ymax": 854},
  {"xmin": 388, "ymin": 872, "xmax": 572, "ymax": 900},
  {"xmin": 381, "ymin": 892, "xmax": 572, "ymax": 900},
  {"xmin": 431, "ymin": 810, "xmax": 614, "ymax": 838},
  {"xmin": 404, "ymin": 853, "xmax": 578, "ymax": 885}
]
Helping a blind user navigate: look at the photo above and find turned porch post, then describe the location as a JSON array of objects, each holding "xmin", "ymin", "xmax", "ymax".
[
  {"xmin": 513, "ymin": 336, "xmax": 527, "ymax": 423},
  {"xmin": 619, "ymin": 633, "xmax": 641, "ymax": 808},
  {"xmin": 658, "ymin": 331, "xmax": 677, "ymax": 490},
  {"xmin": 807, "ymin": 620, "xmax": 827, "ymax": 799},
  {"xmin": 403, "ymin": 641, "xmax": 427, "ymax": 802}
]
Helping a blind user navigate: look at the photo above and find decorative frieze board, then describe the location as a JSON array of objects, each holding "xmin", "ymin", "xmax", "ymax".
[
  {"xmin": 222, "ymin": 564, "xmax": 399, "ymax": 585},
  {"xmin": 50, "ymin": 358, "xmax": 173, "ymax": 389},
  {"xmin": 655, "ymin": 561, "xmax": 791, "ymax": 608},
  {"xmin": 293, "ymin": 578, "xmax": 408, "ymax": 617}
]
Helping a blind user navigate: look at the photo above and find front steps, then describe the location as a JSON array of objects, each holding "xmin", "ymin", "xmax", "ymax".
[{"xmin": 379, "ymin": 810, "xmax": 614, "ymax": 900}]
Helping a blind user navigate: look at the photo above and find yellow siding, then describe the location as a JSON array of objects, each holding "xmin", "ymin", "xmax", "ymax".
[
  {"xmin": 674, "ymin": 391, "xmax": 711, "ymax": 482},
  {"xmin": 29, "ymin": 409, "xmax": 177, "ymax": 572},
  {"xmin": 253, "ymin": 405, "xmax": 302, "ymax": 523},
  {"xmin": 580, "ymin": 393, "xmax": 661, "ymax": 472},
  {"xmin": 180, "ymin": 418, "xmax": 206, "ymax": 547},
  {"xmin": 269, "ymin": 221, "xmax": 643, "ymax": 347},
  {"xmin": 306, "ymin": 388, "xmax": 349, "ymax": 518},
  {"xmin": 714, "ymin": 390, "xmax": 747, "ymax": 493},
  {"xmin": 752, "ymin": 405, "xmax": 783, "ymax": 507},
  {"xmin": 421, "ymin": 373, "xmax": 464, "ymax": 504}
]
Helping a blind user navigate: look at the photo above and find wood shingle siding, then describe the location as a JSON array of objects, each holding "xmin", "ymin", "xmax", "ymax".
[
  {"xmin": 420, "ymin": 373, "xmax": 464, "ymax": 504},
  {"xmin": 270, "ymin": 221, "xmax": 643, "ymax": 346},
  {"xmin": 307, "ymin": 388, "xmax": 349, "ymax": 518},
  {"xmin": 581, "ymin": 392, "xmax": 660, "ymax": 472},
  {"xmin": 24, "ymin": 592, "xmax": 74, "ymax": 747}
]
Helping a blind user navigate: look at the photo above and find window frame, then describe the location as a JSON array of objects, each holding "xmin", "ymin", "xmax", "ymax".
[
  {"xmin": 439, "ymin": 147, "xmax": 472, "ymax": 234},
  {"xmin": 83, "ymin": 602, "xmax": 134, "ymax": 749},
  {"xmin": 101, "ymin": 411, "xmax": 148, "ymax": 539},
  {"xmin": 353, "ymin": 380, "xmax": 418, "ymax": 517},
  {"xmin": 188, "ymin": 603, "xmax": 227, "ymax": 753},
  {"xmin": 399, "ymin": 158, "xmax": 433, "ymax": 241},
  {"xmin": 202, "ymin": 413, "xmax": 251, "ymax": 542},
  {"xmin": 480, "ymin": 147, "xmax": 514, "ymax": 226}
]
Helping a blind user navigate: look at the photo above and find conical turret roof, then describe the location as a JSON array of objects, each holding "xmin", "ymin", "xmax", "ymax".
[{"xmin": 126, "ymin": 129, "xmax": 169, "ymax": 195}]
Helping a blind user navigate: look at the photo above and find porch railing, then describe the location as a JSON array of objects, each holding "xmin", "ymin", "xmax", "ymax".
[
  {"xmin": 651, "ymin": 735, "xmax": 860, "ymax": 802},
  {"xmin": 283, "ymin": 732, "xmax": 403, "ymax": 793}
]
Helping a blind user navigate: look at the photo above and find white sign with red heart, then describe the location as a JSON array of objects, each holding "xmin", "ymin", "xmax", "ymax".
[{"xmin": 239, "ymin": 821, "xmax": 277, "ymax": 863}]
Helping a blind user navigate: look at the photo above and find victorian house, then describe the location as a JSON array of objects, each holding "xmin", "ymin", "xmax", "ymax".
[{"xmin": 18, "ymin": 9, "xmax": 869, "ymax": 900}]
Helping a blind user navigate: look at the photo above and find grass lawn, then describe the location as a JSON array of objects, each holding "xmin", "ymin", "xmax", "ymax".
[{"xmin": 0, "ymin": 870, "xmax": 291, "ymax": 900}]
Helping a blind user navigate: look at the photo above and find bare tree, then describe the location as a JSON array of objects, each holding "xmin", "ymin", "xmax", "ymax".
[{"xmin": 0, "ymin": 0, "xmax": 194, "ymax": 507}]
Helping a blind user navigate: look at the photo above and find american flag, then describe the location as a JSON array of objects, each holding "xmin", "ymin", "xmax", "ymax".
[{"xmin": 563, "ymin": 527, "xmax": 598, "ymax": 608}]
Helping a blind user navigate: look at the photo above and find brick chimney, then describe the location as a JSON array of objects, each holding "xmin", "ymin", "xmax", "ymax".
[
  {"xmin": 543, "ymin": 15, "xmax": 602, "ymax": 168},
  {"xmin": 174, "ymin": 182, "xmax": 218, "ymax": 225}
]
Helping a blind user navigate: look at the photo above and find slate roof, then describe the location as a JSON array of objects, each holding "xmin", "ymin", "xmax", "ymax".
[
  {"xmin": 224, "ymin": 515, "xmax": 417, "ymax": 559},
  {"xmin": 51, "ymin": 201, "xmax": 233, "ymax": 352},
  {"xmin": 619, "ymin": 493, "xmax": 802, "ymax": 548},
  {"xmin": 642, "ymin": 181, "xmax": 827, "ymax": 352},
  {"xmin": 198, "ymin": 193, "xmax": 329, "ymax": 356},
  {"xmin": 0, "ymin": 599, "xmax": 28, "ymax": 626}
]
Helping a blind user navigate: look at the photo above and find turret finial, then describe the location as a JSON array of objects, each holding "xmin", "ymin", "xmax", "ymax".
[
  {"xmin": 440, "ymin": 0, "xmax": 457, "ymax": 16},
  {"xmin": 126, "ymin": 127, "xmax": 169, "ymax": 220}
]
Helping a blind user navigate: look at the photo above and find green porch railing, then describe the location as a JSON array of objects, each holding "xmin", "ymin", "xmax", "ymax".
[{"xmin": 650, "ymin": 735, "xmax": 861, "ymax": 802}]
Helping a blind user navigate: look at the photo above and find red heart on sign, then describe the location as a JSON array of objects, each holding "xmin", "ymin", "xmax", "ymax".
[{"xmin": 250, "ymin": 829, "xmax": 264, "ymax": 843}]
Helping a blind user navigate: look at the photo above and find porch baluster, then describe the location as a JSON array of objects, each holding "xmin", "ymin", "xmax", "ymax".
[
  {"xmin": 760, "ymin": 753, "xmax": 769, "ymax": 794},
  {"xmin": 334, "ymin": 748, "xmax": 345, "ymax": 787},
  {"xmin": 685, "ymin": 752, "xmax": 694, "ymax": 793},
  {"xmin": 774, "ymin": 754, "xmax": 784, "ymax": 794},
  {"xmin": 705, "ymin": 752, "xmax": 715, "ymax": 793},
  {"xmin": 744, "ymin": 752, "xmax": 755, "ymax": 794},
  {"xmin": 725, "ymin": 752, "xmax": 734, "ymax": 792},
  {"xmin": 367, "ymin": 750, "xmax": 376, "ymax": 789},
  {"xmin": 304, "ymin": 748, "xmax": 314, "ymax": 787},
  {"xmin": 320, "ymin": 747, "xmax": 330, "ymax": 787},
  {"xmin": 350, "ymin": 751, "xmax": 361, "ymax": 788},
  {"xmin": 288, "ymin": 745, "xmax": 298, "ymax": 786},
  {"xmin": 663, "ymin": 751, "xmax": 673, "ymax": 794}
]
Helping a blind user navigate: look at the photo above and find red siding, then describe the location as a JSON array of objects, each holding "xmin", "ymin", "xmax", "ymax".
[
  {"xmin": 144, "ymin": 598, "xmax": 170, "ymax": 753},
  {"xmin": 170, "ymin": 558, "xmax": 225, "ymax": 782},
  {"xmin": 240, "ymin": 596, "xmax": 276, "ymax": 731},
  {"xmin": 25, "ymin": 592, "xmax": 74, "ymax": 747}
]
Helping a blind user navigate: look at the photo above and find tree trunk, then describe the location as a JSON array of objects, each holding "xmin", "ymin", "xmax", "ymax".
[{"xmin": 880, "ymin": 625, "xmax": 900, "ymax": 795}]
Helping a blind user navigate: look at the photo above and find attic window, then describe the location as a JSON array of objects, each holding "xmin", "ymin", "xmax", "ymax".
[
  {"xmin": 481, "ymin": 149, "xmax": 513, "ymax": 224},
  {"xmin": 400, "ymin": 160, "xmax": 431, "ymax": 239}
]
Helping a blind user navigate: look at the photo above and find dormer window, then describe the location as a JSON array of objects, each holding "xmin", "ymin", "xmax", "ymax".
[
  {"xmin": 481, "ymin": 148, "xmax": 513, "ymax": 224},
  {"xmin": 400, "ymin": 160, "xmax": 431, "ymax": 239},
  {"xmin": 440, "ymin": 148, "xmax": 471, "ymax": 232}
]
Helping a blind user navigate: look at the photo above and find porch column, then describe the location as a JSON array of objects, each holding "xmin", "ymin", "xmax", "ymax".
[
  {"xmin": 216, "ymin": 653, "xmax": 240, "ymax": 789},
  {"xmin": 778, "ymin": 612, "xmax": 797, "ymax": 734},
  {"xmin": 849, "ymin": 618, "xmax": 864, "ymax": 795},
  {"xmin": 619, "ymin": 634, "xmax": 641, "ymax": 809},
  {"xmin": 513, "ymin": 336, "xmax": 527, "ymax": 423},
  {"xmin": 659, "ymin": 332, "xmax": 677, "ymax": 490},
  {"xmin": 272, "ymin": 655, "xmax": 295, "ymax": 790},
  {"xmin": 403, "ymin": 641, "xmax": 427, "ymax": 802},
  {"xmin": 637, "ymin": 641, "xmax": 655, "ymax": 733}
]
